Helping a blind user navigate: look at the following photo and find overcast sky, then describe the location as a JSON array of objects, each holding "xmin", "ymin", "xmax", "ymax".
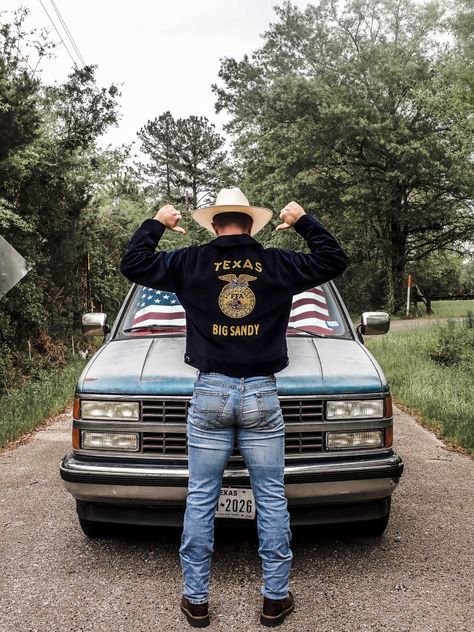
[{"xmin": 2, "ymin": 0, "xmax": 310, "ymax": 148}]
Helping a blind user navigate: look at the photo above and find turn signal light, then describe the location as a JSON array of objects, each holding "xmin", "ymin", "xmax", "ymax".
[
  {"xmin": 72, "ymin": 427, "xmax": 80, "ymax": 449},
  {"xmin": 73, "ymin": 397, "xmax": 80, "ymax": 419}
]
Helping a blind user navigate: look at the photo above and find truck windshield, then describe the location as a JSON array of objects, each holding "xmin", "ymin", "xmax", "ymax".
[{"xmin": 119, "ymin": 284, "xmax": 350, "ymax": 338}]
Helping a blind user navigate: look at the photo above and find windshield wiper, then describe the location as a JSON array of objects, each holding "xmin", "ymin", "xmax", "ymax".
[
  {"xmin": 123, "ymin": 324, "xmax": 185, "ymax": 333},
  {"xmin": 286, "ymin": 326, "xmax": 327, "ymax": 338}
]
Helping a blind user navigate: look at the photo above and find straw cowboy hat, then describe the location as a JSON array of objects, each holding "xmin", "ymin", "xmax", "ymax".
[{"xmin": 192, "ymin": 187, "xmax": 273, "ymax": 236}]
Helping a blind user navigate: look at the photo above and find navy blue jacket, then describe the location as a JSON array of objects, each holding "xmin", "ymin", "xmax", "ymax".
[{"xmin": 120, "ymin": 214, "xmax": 347, "ymax": 377}]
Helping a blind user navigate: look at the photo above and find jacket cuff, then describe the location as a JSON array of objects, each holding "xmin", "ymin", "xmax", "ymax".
[
  {"xmin": 293, "ymin": 214, "xmax": 319, "ymax": 236},
  {"xmin": 140, "ymin": 218, "xmax": 167, "ymax": 241}
]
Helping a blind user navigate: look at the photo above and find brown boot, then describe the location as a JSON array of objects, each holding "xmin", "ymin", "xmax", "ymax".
[
  {"xmin": 180, "ymin": 596, "xmax": 210, "ymax": 628},
  {"xmin": 260, "ymin": 591, "xmax": 295, "ymax": 627}
]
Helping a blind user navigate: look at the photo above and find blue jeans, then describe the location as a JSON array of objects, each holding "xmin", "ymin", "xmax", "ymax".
[{"xmin": 179, "ymin": 372, "xmax": 292, "ymax": 604}]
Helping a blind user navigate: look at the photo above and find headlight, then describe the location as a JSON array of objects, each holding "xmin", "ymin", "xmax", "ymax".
[
  {"xmin": 326, "ymin": 399, "xmax": 384, "ymax": 419},
  {"xmin": 327, "ymin": 430, "xmax": 384, "ymax": 450},
  {"xmin": 81, "ymin": 431, "xmax": 139, "ymax": 451},
  {"xmin": 81, "ymin": 400, "xmax": 139, "ymax": 421}
]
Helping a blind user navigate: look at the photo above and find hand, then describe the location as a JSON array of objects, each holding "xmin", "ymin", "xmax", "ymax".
[
  {"xmin": 275, "ymin": 201, "xmax": 306, "ymax": 231},
  {"xmin": 154, "ymin": 204, "xmax": 186, "ymax": 234}
]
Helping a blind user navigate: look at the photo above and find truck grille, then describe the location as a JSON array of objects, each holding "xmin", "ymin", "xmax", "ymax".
[
  {"xmin": 142, "ymin": 432, "xmax": 187, "ymax": 455},
  {"xmin": 141, "ymin": 398, "xmax": 324, "ymax": 424},
  {"xmin": 142, "ymin": 430, "xmax": 324, "ymax": 457},
  {"xmin": 142, "ymin": 400, "xmax": 189, "ymax": 423},
  {"xmin": 280, "ymin": 399, "xmax": 323, "ymax": 423}
]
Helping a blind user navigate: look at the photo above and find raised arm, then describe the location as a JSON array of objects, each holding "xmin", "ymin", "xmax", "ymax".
[
  {"xmin": 120, "ymin": 205, "xmax": 187, "ymax": 292},
  {"xmin": 273, "ymin": 201, "xmax": 348, "ymax": 294}
]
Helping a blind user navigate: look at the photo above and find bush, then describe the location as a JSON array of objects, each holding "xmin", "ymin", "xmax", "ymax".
[
  {"xmin": 429, "ymin": 315, "xmax": 474, "ymax": 367},
  {"xmin": 0, "ymin": 355, "xmax": 87, "ymax": 449},
  {"xmin": 367, "ymin": 320, "xmax": 474, "ymax": 453}
]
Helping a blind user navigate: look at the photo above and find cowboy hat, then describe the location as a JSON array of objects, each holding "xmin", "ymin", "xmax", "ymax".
[{"xmin": 192, "ymin": 187, "xmax": 273, "ymax": 236}]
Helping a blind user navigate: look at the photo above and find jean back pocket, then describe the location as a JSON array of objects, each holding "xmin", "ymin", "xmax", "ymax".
[{"xmin": 188, "ymin": 388, "xmax": 229, "ymax": 429}]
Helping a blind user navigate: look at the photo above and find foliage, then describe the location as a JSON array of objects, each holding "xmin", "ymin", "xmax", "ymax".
[
  {"xmin": 367, "ymin": 321, "xmax": 474, "ymax": 452},
  {"xmin": 0, "ymin": 9, "xmax": 121, "ymax": 395},
  {"xmin": 428, "ymin": 314, "xmax": 474, "ymax": 366},
  {"xmin": 0, "ymin": 355, "xmax": 87, "ymax": 450},
  {"xmin": 410, "ymin": 251, "xmax": 473, "ymax": 299},
  {"xmin": 213, "ymin": 0, "xmax": 474, "ymax": 313}
]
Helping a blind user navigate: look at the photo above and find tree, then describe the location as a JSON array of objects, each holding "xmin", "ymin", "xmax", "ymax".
[
  {"xmin": 411, "ymin": 252, "xmax": 468, "ymax": 302},
  {"xmin": 0, "ymin": 9, "xmax": 122, "ymax": 393},
  {"xmin": 175, "ymin": 115, "xmax": 227, "ymax": 208},
  {"xmin": 137, "ymin": 111, "xmax": 180, "ymax": 200},
  {"xmin": 137, "ymin": 112, "xmax": 227, "ymax": 209},
  {"xmin": 213, "ymin": 0, "xmax": 474, "ymax": 312}
]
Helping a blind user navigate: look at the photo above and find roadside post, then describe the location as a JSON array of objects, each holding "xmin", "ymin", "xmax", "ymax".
[
  {"xmin": 0, "ymin": 235, "xmax": 31, "ymax": 299},
  {"xmin": 406, "ymin": 273, "xmax": 412, "ymax": 317}
]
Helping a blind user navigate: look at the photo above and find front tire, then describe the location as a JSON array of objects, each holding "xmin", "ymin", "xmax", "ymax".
[
  {"xmin": 78, "ymin": 516, "xmax": 112, "ymax": 538},
  {"xmin": 353, "ymin": 498, "xmax": 391, "ymax": 537},
  {"xmin": 76, "ymin": 500, "xmax": 115, "ymax": 538}
]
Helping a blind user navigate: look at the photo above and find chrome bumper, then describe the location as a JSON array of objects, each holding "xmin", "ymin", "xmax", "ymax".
[{"xmin": 61, "ymin": 453, "xmax": 403, "ymax": 505}]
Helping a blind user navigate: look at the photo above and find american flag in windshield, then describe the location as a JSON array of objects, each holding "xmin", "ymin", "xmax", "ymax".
[{"xmin": 125, "ymin": 285, "xmax": 338, "ymax": 337}]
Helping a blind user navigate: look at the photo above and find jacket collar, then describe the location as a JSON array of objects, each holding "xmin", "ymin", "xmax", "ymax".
[{"xmin": 208, "ymin": 234, "xmax": 262, "ymax": 248}]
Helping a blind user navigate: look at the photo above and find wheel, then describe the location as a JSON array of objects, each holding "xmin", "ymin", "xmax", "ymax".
[
  {"xmin": 353, "ymin": 499, "xmax": 391, "ymax": 537},
  {"xmin": 76, "ymin": 500, "xmax": 115, "ymax": 538},
  {"xmin": 354, "ymin": 513, "xmax": 390, "ymax": 537},
  {"xmin": 78, "ymin": 517, "xmax": 112, "ymax": 538}
]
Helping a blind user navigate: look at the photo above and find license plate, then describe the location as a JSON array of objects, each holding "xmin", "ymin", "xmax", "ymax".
[{"xmin": 215, "ymin": 487, "xmax": 255, "ymax": 520}]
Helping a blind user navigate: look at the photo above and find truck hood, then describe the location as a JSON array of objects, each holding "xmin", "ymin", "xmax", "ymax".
[{"xmin": 77, "ymin": 336, "xmax": 387, "ymax": 396}]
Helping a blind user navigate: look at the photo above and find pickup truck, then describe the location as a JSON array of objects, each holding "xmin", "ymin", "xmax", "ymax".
[{"xmin": 60, "ymin": 281, "xmax": 403, "ymax": 537}]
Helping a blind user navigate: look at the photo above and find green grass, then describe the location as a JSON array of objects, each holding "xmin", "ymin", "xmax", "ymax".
[
  {"xmin": 0, "ymin": 356, "xmax": 87, "ymax": 450},
  {"xmin": 367, "ymin": 321, "xmax": 474, "ymax": 454},
  {"xmin": 417, "ymin": 299, "xmax": 474, "ymax": 318}
]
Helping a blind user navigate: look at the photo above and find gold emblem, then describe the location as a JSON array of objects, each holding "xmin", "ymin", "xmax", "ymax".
[{"xmin": 218, "ymin": 274, "xmax": 257, "ymax": 318}]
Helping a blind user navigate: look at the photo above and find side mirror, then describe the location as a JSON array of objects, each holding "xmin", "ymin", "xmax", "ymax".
[
  {"xmin": 82, "ymin": 313, "xmax": 110, "ymax": 337},
  {"xmin": 360, "ymin": 311, "xmax": 390, "ymax": 336}
]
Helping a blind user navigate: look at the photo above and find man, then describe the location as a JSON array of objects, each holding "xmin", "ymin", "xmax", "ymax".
[{"xmin": 120, "ymin": 187, "xmax": 347, "ymax": 628}]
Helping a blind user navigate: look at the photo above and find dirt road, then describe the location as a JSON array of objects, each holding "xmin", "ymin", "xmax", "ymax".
[
  {"xmin": 0, "ymin": 408, "xmax": 472, "ymax": 632},
  {"xmin": 389, "ymin": 316, "xmax": 465, "ymax": 331}
]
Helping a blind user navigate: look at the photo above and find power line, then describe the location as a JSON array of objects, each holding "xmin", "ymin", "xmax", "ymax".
[
  {"xmin": 37, "ymin": 0, "xmax": 77, "ymax": 67},
  {"xmin": 48, "ymin": 0, "xmax": 86, "ymax": 67},
  {"xmin": 37, "ymin": 0, "xmax": 81, "ymax": 68}
]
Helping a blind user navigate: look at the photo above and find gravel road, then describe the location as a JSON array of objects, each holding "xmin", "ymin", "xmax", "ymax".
[{"xmin": 1, "ymin": 407, "xmax": 472, "ymax": 632}]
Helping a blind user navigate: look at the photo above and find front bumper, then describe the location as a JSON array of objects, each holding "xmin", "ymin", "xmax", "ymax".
[{"xmin": 61, "ymin": 452, "xmax": 403, "ymax": 509}]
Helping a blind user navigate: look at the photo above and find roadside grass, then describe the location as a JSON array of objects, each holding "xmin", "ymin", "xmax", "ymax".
[
  {"xmin": 0, "ymin": 356, "xmax": 87, "ymax": 450},
  {"xmin": 413, "ymin": 299, "xmax": 474, "ymax": 319},
  {"xmin": 366, "ymin": 320, "xmax": 474, "ymax": 454}
]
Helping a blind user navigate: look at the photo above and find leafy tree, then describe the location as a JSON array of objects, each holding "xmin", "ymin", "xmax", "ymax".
[
  {"xmin": 213, "ymin": 0, "xmax": 474, "ymax": 312},
  {"xmin": 451, "ymin": 0, "xmax": 474, "ymax": 59},
  {"xmin": 411, "ymin": 252, "xmax": 467, "ymax": 300},
  {"xmin": 0, "ymin": 10, "xmax": 122, "ymax": 392}
]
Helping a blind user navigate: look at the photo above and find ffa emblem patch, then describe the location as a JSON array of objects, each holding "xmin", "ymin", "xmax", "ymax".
[{"xmin": 218, "ymin": 274, "xmax": 257, "ymax": 318}]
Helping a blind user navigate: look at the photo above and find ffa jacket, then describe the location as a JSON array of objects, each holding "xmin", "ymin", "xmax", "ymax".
[{"xmin": 120, "ymin": 214, "xmax": 347, "ymax": 377}]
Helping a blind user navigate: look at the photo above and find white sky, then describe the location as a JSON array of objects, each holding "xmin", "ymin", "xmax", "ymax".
[{"xmin": 2, "ymin": 0, "xmax": 310, "ymax": 148}]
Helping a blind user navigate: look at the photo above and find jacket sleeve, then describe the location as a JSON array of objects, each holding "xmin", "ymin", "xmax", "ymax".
[
  {"xmin": 120, "ymin": 219, "xmax": 187, "ymax": 293},
  {"xmin": 275, "ymin": 214, "xmax": 348, "ymax": 295}
]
